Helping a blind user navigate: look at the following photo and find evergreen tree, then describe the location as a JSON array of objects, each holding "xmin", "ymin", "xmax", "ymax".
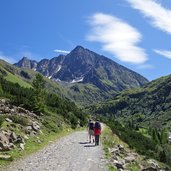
[
  {"xmin": 161, "ymin": 128, "xmax": 168, "ymax": 144},
  {"xmin": 0, "ymin": 84, "xmax": 3, "ymax": 96},
  {"xmin": 152, "ymin": 129, "xmax": 160, "ymax": 144},
  {"xmin": 32, "ymin": 73, "xmax": 45, "ymax": 114}
]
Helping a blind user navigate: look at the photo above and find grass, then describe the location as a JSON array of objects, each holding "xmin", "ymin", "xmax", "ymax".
[
  {"xmin": 102, "ymin": 125, "xmax": 127, "ymax": 158},
  {"xmin": 108, "ymin": 165, "xmax": 118, "ymax": 171},
  {"xmin": 101, "ymin": 125, "xmax": 128, "ymax": 171},
  {"xmin": 5, "ymin": 70, "xmax": 31, "ymax": 88}
]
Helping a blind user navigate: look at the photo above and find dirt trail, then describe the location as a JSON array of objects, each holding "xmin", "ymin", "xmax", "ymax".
[{"xmin": 5, "ymin": 130, "xmax": 108, "ymax": 171}]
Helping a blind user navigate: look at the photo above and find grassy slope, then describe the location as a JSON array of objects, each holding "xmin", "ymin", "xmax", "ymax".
[{"xmin": 0, "ymin": 61, "xmax": 31, "ymax": 88}]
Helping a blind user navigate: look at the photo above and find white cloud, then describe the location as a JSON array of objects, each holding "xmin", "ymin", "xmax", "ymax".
[
  {"xmin": 154, "ymin": 49, "xmax": 171, "ymax": 59},
  {"xmin": 127, "ymin": 0, "xmax": 171, "ymax": 34},
  {"xmin": 86, "ymin": 13, "xmax": 148, "ymax": 64},
  {"xmin": 0, "ymin": 52, "xmax": 16, "ymax": 64},
  {"xmin": 54, "ymin": 49, "xmax": 70, "ymax": 54}
]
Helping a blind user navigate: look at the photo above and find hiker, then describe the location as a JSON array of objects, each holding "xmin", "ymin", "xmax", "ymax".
[
  {"xmin": 88, "ymin": 119, "xmax": 95, "ymax": 143},
  {"xmin": 94, "ymin": 119, "xmax": 101, "ymax": 146}
]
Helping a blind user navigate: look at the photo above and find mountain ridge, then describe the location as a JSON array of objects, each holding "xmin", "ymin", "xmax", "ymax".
[{"xmin": 15, "ymin": 46, "xmax": 148, "ymax": 90}]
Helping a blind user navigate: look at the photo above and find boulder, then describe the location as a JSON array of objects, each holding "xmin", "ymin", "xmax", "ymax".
[{"xmin": 32, "ymin": 122, "xmax": 40, "ymax": 132}]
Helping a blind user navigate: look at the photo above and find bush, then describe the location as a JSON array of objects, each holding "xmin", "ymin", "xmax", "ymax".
[{"xmin": 8, "ymin": 115, "xmax": 29, "ymax": 126}]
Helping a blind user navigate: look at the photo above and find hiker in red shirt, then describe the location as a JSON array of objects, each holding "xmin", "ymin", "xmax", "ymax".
[{"xmin": 94, "ymin": 119, "xmax": 101, "ymax": 146}]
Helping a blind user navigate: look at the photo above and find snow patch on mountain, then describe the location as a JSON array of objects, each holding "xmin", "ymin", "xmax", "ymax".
[
  {"xmin": 57, "ymin": 65, "xmax": 62, "ymax": 72},
  {"xmin": 71, "ymin": 77, "xmax": 84, "ymax": 83},
  {"xmin": 48, "ymin": 76, "xmax": 52, "ymax": 79}
]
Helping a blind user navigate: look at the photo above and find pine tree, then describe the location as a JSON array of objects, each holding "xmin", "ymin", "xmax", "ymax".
[
  {"xmin": 32, "ymin": 73, "xmax": 45, "ymax": 114},
  {"xmin": 161, "ymin": 128, "xmax": 168, "ymax": 144}
]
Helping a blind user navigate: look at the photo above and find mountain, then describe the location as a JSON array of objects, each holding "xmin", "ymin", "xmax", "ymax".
[
  {"xmin": 15, "ymin": 46, "xmax": 148, "ymax": 105},
  {"xmin": 91, "ymin": 74, "xmax": 171, "ymax": 129},
  {"xmin": 15, "ymin": 57, "xmax": 38, "ymax": 70}
]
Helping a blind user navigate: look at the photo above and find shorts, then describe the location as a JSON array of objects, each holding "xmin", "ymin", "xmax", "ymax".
[{"xmin": 89, "ymin": 129, "xmax": 94, "ymax": 136}]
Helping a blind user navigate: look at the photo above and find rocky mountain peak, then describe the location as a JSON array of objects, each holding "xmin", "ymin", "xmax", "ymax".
[
  {"xmin": 15, "ymin": 57, "xmax": 37, "ymax": 69},
  {"xmin": 15, "ymin": 46, "xmax": 148, "ymax": 93}
]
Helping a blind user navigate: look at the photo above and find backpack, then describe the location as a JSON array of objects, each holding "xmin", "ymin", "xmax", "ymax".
[
  {"xmin": 95, "ymin": 122, "xmax": 101, "ymax": 129},
  {"xmin": 89, "ymin": 122, "xmax": 94, "ymax": 130}
]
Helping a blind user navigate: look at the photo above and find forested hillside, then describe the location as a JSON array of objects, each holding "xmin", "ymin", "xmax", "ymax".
[
  {"xmin": 92, "ymin": 74, "xmax": 171, "ymax": 129},
  {"xmin": 90, "ymin": 74, "xmax": 171, "ymax": 168}
]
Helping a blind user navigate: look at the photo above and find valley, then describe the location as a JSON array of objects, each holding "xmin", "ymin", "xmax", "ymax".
[{"xmin": 0, "ymin": 46, "xmax": 171, "ymax": 170}]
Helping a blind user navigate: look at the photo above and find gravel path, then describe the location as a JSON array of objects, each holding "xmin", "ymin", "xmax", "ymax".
[{"xmin": 5, "ymin": 130, "xmax": 108, "ymax": 171}]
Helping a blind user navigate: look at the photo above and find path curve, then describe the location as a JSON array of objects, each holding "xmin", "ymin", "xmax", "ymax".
[{"xmin": 5, "ymin": 130, "xmax": 108, "ymax": 171}]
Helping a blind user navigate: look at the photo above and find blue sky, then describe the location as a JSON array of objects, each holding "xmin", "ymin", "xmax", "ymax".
[{"xmin": 0, "ymin": 0, "xmax": 171, "ymax": 80}]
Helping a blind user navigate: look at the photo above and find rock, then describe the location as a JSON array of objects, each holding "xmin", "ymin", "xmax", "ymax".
[
  {"xmin": 147, "ymin": 159, "xmax": 159, "ymax": 169},
  {"xmin": 10, "ymin": 132, "xmax": 17, "ymax": 142},
  {"xmin": 4, "ymin": 107, "xmax": 10, "ymax": 113},
  {"xmin": 115, "ymin": 162, "xmax": 124, "ymax": 170},
  {"xmin": 32, "ymin": 122, "xmax": 40, "ymax": 132},
  {"xmin": 18, "ymin": 107, "xmax": 27, "ymax": 113},
  {"xmin": 14, "ymin": 135, "xmax": 25, "ymax": 144},
  {"xmin": 0, "ymin": 154, "xmax": 12, "ymax": 160},
  {"xmin": 5, "ymin": 118, "xmax": 12, "ymax": 123},
  {"xmin": 25, "ymin": 126, "xmax": 33, "ymax": 134},
  {"xmin": 125, "ymin": 154, "xmax": 136, "ymax": 163},
  {"xmin": 10, "ymin": 109, "xmax": 16, "ymax": 113},
  {"xmin": 19, "ymin": 143, "xmax": 25, "ymax": 150},
  {"xmin": 0, "ymin": 99, "xmax": 6, "ymax": 104},
  {"xmin": 0, "ymin": 132, "xmax": 9, "ymax": 144},
  {"xmin": 9, "ymin": 143, "xmax": 15, "ymax": 149},
  {"xmin": 24, "ymin": 135, "xmax": 29, "ymax": 140},
  {"xmin": 112, "ymin": 160, "xmax": 124, "ymax": 170},
  {"xmin": 29, "ymin": 131, "xmax": 36, "ymax": 137},
  {"xmin": 0, "ymin": 132, "xmax": 16, "ymax": 151},
  {"xmin": 0, "ymin": 143, "xmax": 13, "ymax": 151},
  {"xmin": 118, "ymin": 144, "xmax": 124, "ymax": 151}
]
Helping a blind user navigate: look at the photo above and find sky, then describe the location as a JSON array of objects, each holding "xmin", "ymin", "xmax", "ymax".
[{"xmin": 0, "ymin": 0, "xmax": 171, "ymax": 81}]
